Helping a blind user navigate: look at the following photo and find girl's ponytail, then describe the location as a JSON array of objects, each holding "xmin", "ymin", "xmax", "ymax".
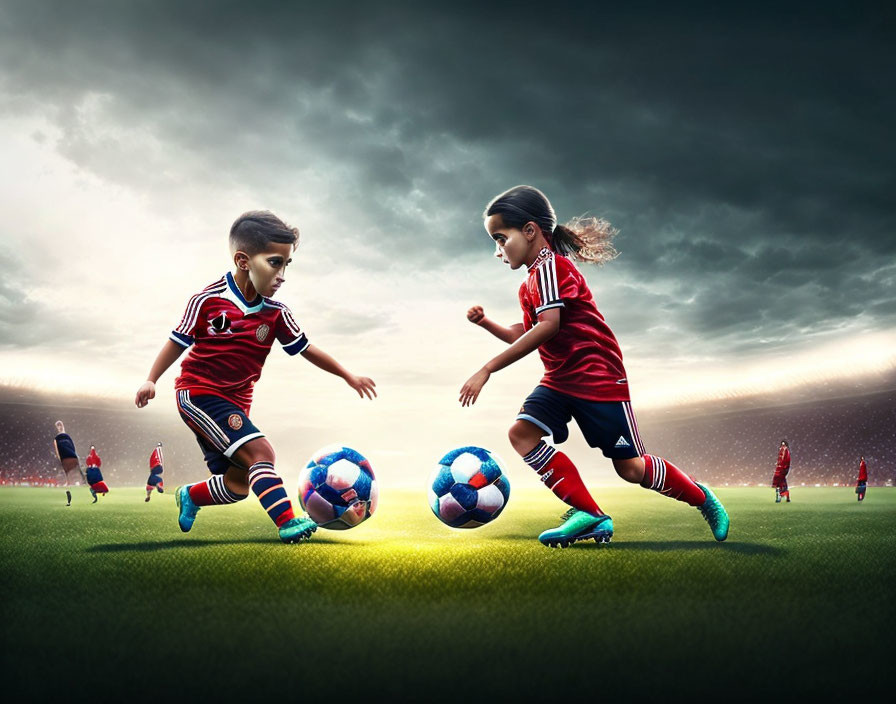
[{"xmin": 552, "ymin": 216, "xmax": 618, "ymax": 265}]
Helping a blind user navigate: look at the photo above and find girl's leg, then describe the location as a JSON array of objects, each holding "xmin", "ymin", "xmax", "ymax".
[
  {"xmin": 509, "ymin": 420, "xmax": 604, "ymax": 516},
  {"xmin": 614, "ymin": 454, "xmax": 706, "ymax": 507}
]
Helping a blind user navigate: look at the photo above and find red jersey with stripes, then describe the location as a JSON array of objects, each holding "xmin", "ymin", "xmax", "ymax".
[
  {"xmin": 520, "ymin": 248, "xmax": 630, "ymax": 402},
  {"xmin": 858, "ymin": 459, "xmax": 867, "ymax": 482},
  {"xmin": 170, "ymin": 272, "xmax": 310, "ymax": 413},
  {"xmin": 150, "ymin": 446, "xmax": 164, "ymax": 470}
]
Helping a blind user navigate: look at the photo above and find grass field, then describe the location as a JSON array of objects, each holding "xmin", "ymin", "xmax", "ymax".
[{"xmin": 1, "ymin": 486, "xmax": 893, "ymax": 701}]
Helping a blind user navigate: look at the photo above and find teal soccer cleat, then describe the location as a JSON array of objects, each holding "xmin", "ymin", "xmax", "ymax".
[
  {"xmin": 175, "ymin": 485, "xmax": 200, "ymax": 533},
  {"xmin": 278, "ymin": 516, "xmax": 318, "ymax": 544},
  {"xmin": 538, "ymin": 509, "xmax": 614, "ymax": 548},
  {"xmin": 696, "ymin": 482, "xmax": 729, "ymax": 541}
]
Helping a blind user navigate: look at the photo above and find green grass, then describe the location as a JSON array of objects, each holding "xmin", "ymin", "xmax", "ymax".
[{"xmin": 1, "ymin": 486, "xmax": 893, "ymax": 701}]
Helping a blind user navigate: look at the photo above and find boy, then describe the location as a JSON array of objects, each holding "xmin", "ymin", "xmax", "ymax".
[
  {"xmin": 145, "ymin": 442, "xmax": 165, "ymax": 502},
  {"xmin": 134, "ymin": 210, "xmax": 376, "ymax": 543}
]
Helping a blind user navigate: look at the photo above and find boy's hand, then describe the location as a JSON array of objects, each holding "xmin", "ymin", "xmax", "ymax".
[
  {"xmin": 135, "ymin": 381, "xmax": 156, "ymax": 408},
  {"xmin": 346, "ymin": 374, "xmax": 377, "ymax": 400},
  {"xmin": 466, "ymin": 306, "xmax": 485, "ymax": 325},
  {"xmin": 459, "ymin": 368, "xmax": 490, "ymax": 407}
]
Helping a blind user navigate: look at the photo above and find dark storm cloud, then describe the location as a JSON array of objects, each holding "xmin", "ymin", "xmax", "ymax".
[{"xmin": 1, "ymin": 0, "xmax": 893, "ymax": 353}]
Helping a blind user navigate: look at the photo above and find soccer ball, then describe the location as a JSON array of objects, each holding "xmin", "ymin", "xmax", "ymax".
[
  {"xmin": 298, "ymin": 445, "xmax": 378, "ymax": 530},
  {"xmin": 429, "ymin": 446, "xmax": 510, "ymax": 528}
]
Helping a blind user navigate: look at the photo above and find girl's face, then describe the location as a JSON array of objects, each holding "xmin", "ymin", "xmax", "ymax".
[
  {"xmin": 485, "ymin": 214, "xmax": 535, "ymax": 270},
  {"xmin": 245, "ymin": 242, "xmax": 293, "ymax": 297}
]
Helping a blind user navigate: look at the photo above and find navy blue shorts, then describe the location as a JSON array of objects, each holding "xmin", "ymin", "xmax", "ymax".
[
  {"xmin": 85, "ymin": 467, "xmax": 103, "ymax": 484},
  {"xmin": 55, "ymin": 434, "xmax": 78, "ymax": 460},
  {"xmin": 176, "ymin": 390, "xmax": 265, "ymax": 474},
  {"xmin": 147, "ymin": 472, "xmax": 164, "ymax": 487},
  {"xmin": 516, "ymin": 386, "xmax": 645, "ymax": 459}
]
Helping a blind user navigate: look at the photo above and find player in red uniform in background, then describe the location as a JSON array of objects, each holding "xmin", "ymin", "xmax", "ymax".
[
  {"xmin": 85, "ymin": 446, "xmax": 110, "ymax": 503},
  {"xmin": 856, "ymin": 456, "xmax": 868, "ymax": 502},
  {"xmin": 772, "ymin": 440, "xmax": 791, "ymax": 503},
  {"xmin": 135, "ymin": 210, "xmax": 376, "ymax": 543},
  {"xmin": 145, "ymin": 442, "xmax": 165, "ymax": 502},
  {"xmin": 460, "ymin": 185, "xmax": 729, "ymax": 547}
]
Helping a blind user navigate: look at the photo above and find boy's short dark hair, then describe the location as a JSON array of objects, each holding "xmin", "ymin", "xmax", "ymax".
[{"xmin": 229, "ymin": 210, "xmax": 299, "ymax": 255}]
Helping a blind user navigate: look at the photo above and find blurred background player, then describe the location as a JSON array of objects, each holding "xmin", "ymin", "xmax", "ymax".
[
  {"xmin": 145, "ymin": 442, "xmax": 165, "ymax": 502},
  {"xmin": 85, "ymin": 445, "xmax": 110, "ymax": 503},
  {"xmin": 772, "ymin": 440, "xmax": 791, "ymax": 503},
  {"xmin": 856, "ymin": 456, "xmax": 868, "ymax": 502},
  {"xmin": 53, "ymin": 420, "xmax": 83, "ymax": 505},
  {"xmin": 134, "ymin": 210, "xmax": 376, "ymax": 543}
]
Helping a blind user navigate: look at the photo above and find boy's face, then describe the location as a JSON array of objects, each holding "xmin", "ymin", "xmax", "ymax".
[
  {"xmin": 485, "ymin": 214, "xmax": 533, "ymax": 270},
  {"xmin": 240, "ymin": 242, "xmax": 294, "ymax": 297}
]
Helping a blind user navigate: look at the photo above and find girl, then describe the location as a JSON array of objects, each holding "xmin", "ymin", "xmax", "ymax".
[{"xmin": 459, "ymin": 185, "xmax": 728, "ymax": 547}]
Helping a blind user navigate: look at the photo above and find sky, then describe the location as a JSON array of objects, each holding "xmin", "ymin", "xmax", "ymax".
[{"xmin": 0, "ymin": 2, "xmax": 893, "ymax": 481}]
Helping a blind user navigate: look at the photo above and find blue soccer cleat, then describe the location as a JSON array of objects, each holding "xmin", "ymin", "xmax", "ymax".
[
  {"xmin": 278, "ymin": 516, "xmax": 318, "ymax": 544},
  {"xmin": 538, "ymin": 509, "xmax": 614, "ymax": 548},
  {"xmin": 175, "ymin": 485, "xmax": 200, "ymax": 533},
  {"xmin": 696, "ymin": 482, "xmax": 729, "ymax": 541}
]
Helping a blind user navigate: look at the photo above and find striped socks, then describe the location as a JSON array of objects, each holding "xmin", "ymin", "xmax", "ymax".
[
  {"xmin": 523, "ymin": 441, "xmax": 603, "ymax": 516},
  {"xmin": 248, "ymin": 462, "xmax": 295, "ymax": 527},
  {"xmin": 188, "ymin": 474, "xmax": 247, "ymax": 506},
  {"xmin": 640, "ymin": 454, "xmax": 706, "ymax": 506}
]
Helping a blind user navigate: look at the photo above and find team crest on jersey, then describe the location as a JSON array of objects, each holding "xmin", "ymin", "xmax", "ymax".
[
  {"xmin": 208, "ymin": 312, "xmax": 233, "ymax": 335},
  {"xmin": 256, "ymin": 324, "xmax": 270, "ymax": 342},
  {"xmin": 227, "ymin": 414, "xmax": 243, "ymax": 430}
]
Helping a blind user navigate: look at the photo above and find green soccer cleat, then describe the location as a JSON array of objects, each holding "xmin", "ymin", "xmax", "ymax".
[
  {"xmin": 696, "ymin": 482, "xmax": 729, "ymax": 542},
  {"xmin": 175, "ymin": 485, "xmax": 200, "ymax": 533},
  {"xmin": 538, "ymin": 509, "xmax": 614, "ymax": 548},
  {"xmin": 278, "ymin": 516, "xmax": 318, "ymax": 544}
]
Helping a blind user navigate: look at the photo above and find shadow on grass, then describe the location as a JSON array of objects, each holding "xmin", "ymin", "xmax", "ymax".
[
  {"xmin": 86, "ymin": 534, "xmax": 355, "ymax": 552},
  {"xmin": 495, "ymin": 534, "xmax": 783, "ymax": 555},
  {"xmin": 577, "ymin": 540, "xmax": 782, "ymax": 554}
]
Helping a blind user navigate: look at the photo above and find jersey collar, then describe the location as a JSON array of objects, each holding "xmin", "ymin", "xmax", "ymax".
[
  {"xmin": 224, "ymin": 272, "xmax": 265, "ymax": 314},
  {"xmin": 527, "ymin": 247, "xmax": 553, "ymax": 273}
]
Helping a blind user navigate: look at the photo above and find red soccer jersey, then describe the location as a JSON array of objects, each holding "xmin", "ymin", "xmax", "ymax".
[
  {"xmin": 150, "ymin": 446, "xmax": 164, "ymax": 469},
  {"xmin": 858, "ymin": 460, "xmax": 867, "ymax": 482},
  {"xmin": 519, "ymin": 248, "xmax": 629, "ymax": 402},
  {"xmin": 170, "ymin": 272, "xmax": 310, "ymax": 413},
  {"xmin": 776, "ymin": 446, "xmax": 791, "ymax": 474},
  {"xmin": 86, "ymin": 448, "xmax": 101, "ymax": 468}
]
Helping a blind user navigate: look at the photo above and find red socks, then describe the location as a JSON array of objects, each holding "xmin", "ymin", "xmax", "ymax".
[
  {"xmin": 188, "ymin": 475, "xmax": 247, "ymax": 506},
  {"xmin": 640, "ymin": 454, "xmax": 706, "ymax": 507},
  {"xmin": 523, "ymin": 441, "xmax": 604, "ymax": 516}
]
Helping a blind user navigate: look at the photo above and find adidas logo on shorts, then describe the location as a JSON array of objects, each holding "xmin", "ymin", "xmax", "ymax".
[{"xmin": 615, "ymin": 436, "xmax": 631, "ymax": 448}]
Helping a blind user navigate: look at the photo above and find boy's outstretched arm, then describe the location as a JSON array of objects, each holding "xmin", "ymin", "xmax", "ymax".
[
  {"xmin": 460, "ymin": 308, "xmax": 560, "ymax": 407},
  {"xmin": 467, "ymin": 306, "xmax": 525, "ymax": 344},
  {"xmin": 301, "ymin": 344, "xmax": 377, "ymax": 399},
  {"xmin": 135, "ymin": 340, "xmax": 186, "ymax": 408}
]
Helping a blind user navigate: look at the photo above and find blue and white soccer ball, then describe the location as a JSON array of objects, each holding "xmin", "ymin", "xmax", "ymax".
[
  {"xmin": 298, "ymin": 445, "xmax": 378, "ymax": 530},
  {"xmin": 429, "ymin": 446, "xmax": 510, "ymax": 529}
]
